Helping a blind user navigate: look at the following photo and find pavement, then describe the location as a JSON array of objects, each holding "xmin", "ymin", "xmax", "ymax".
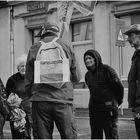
[{"xmin": 3, "ymin": 108, "xmax": 138, "ymax": 139}]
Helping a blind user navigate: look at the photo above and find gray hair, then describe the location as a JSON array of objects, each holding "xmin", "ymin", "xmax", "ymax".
[{"xmin": 16, "ymin": 54, "xmax": 27, "ymax": 69}]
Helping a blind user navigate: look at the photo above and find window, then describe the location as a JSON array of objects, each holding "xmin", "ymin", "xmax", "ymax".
[
  {"xmin": 32, "ymin": 28, "xmax": 40, "ymax": 44},
  {"xmin": 72, "ymin": 21, "xmax": 93, "ymax": 42},
  {"xmin": 71, "ymin": 20, "xmax": 93, "ymax": 89}
]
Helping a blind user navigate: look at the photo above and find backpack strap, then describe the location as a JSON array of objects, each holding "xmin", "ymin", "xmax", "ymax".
[{"xmin": 53, "ymin": 41, "xmax": 66, "ymax": 59}]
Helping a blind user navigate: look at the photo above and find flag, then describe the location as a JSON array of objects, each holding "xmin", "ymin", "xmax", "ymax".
[
  {"xmin": 73, "ymin": 1, "xmax": 97, "ymax": 16},
  {"xmin": 57, "ymin": 1, "xmax": 74, "ymax": 32},
  {"xmin": 57, "ymin": 1, "xmax": 98, "ymax": 36}
]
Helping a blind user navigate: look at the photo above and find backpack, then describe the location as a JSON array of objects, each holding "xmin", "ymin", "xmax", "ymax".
[{"xmin": 34, "ymin": 37, "xmax": 70, "ymax": 88}]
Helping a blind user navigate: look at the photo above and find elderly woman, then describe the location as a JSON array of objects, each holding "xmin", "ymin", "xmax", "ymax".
[{"xmin": 6, "ymin": 54, "xmax": 32, "ymax": 139}]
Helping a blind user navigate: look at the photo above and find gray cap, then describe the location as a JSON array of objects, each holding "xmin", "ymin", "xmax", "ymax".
[{"xmin": 124, "ymin": 24, "xmax": 140, "ymax": 35}]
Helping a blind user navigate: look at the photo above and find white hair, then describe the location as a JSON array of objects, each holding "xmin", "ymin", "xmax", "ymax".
[{"xmin": 16, "ymin": 54, "xmax": 27, "ymax": 69}]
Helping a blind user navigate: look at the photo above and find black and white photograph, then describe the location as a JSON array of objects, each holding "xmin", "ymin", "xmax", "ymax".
[{"xmin": 0, "ymin": 0, "xmax": 140, "ymax": 139}]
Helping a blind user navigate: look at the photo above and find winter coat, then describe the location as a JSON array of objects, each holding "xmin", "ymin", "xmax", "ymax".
[
  {"xmin": 84, "ymin": 49, "xmax": 124, "ymax": 112},
  {"xmin": 6, "ymin": 72, "xmax": 32, "ymax": 122},
  {"xmin": 128, "ymin": 49, "xmax": 140, "ymax": 113},
  {"xmin": 25, "ymin": 34, "xmax": 81, "ymax": 104}
]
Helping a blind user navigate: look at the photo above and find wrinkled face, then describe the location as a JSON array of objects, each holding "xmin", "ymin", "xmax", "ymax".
[
  {"xmin": 85, "ymin": 55, "xmax": 95, "ymax": 68},
  {"xmin": 127, "ymin": 32, "xmax": 140, "ymax": 49},
  {"xmin": 18, "ymin": 62, "xmax": 26, "ymax": 75}
]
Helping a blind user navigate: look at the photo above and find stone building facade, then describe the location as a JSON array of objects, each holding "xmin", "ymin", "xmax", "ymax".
[{"xmin": 0, "ymin": 1, "xmax": 140, "ymax": 108}]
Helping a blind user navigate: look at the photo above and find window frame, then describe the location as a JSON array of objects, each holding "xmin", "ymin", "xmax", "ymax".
[{"xmin": 71, "ymin": 18, "xmax": 93, "ymax": 44}]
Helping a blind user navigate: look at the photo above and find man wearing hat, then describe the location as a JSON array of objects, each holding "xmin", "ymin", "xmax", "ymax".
[
  {"xmin": 124, "ymin": 24, "xmax": 140, "ymax": 139},
  {"xmin": 25, "ymin": 9, "xmax": 80, "ymax": 139}
]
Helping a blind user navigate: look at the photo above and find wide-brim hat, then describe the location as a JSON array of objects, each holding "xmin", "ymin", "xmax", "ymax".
[{"xmin": 123, "ymin": 24, "xmax": 140, "ymax": 35}]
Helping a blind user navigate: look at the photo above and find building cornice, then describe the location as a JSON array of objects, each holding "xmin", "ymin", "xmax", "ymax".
[
  {"xmin": 111, "ymin": 1, "xmax": 140, "ymax": 17},
  {"xmin": 0, "ymin": 1, "xmax": 27, "ymax": 8}
]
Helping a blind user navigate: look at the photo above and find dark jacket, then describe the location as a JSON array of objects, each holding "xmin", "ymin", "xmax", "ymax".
[
  {"xmin": 25, "ymin": 34, "xmax": 80, "ymax": 104},
  {"xmin": 6, "ymin": 72, "xmax": 31, "ymax": 111},
  {"xmin": 84, "ymin": 50, "xmax": 124, "ymax": 112},
  {"xmin": 6, "ymin": 73, "xmax": 26, "ymax": 98},
  {"xmin": 128, "ymin": 49, "xmax": 140, "ymax": 113}
]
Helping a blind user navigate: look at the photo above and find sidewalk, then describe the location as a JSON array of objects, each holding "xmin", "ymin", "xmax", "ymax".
[
  {"xmin": 3, "ymin": 108, "xmax": 137, "ymax": 139},
  {"xmin": 75, "ymin": 108, "xmax": 137, "ymax": 139}
]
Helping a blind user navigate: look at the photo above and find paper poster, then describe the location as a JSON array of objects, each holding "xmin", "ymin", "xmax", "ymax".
[{"xmin": 34, "ymin": 59, "xmax": 70, "ymax": 84}]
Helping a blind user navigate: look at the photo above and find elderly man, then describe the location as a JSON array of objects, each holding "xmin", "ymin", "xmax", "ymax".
[{"xmin": 124, "ymin": 24, "xmax": 140, "ymax": 139}]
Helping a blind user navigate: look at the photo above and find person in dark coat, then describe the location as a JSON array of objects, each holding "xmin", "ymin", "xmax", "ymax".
[
  {"xmin": 84, "ymin": 49, "xmax": 124, "ymax": 139},
  {"xmin": 124, "ymin": 24, "xmax": 140, "ymax": 139},
  {"xmin": 6, "ymin": 54, "xmax": 32, "ymax": 139}
]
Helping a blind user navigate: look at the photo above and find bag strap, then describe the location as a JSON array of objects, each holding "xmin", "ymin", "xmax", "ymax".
[{"xmin": 53, "ymin": 41, "xmax": 66, "ymax": 59}]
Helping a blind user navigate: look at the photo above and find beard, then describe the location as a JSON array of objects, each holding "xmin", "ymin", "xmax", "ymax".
[{"xmin": 130, "ymin": 42, "xmax": 139, "ymax": 49}]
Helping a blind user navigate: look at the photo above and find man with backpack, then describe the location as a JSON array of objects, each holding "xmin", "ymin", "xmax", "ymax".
[{"xmin": 25, "ymin": 20, "xmax": 80, "ymax": 138}]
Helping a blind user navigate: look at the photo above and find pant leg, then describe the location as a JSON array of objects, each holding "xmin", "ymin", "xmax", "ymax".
[
  {"xmin": 32, "ymin": 101, "xmax": 54, "ymax": 139},
  {"xmin": 53, "ymin": 104, "xmax": 77, "ymax": 139},
  {"xmin": 24, "ymin": 114, "xmax": 32, "ymax": 139},
  {"xmin": 89, "ymin": 112, "xmax": 104, "ymax": 139},
  {"xmin": 134, "ymin": 117, "xmax": 140, "ymax": 139},
  {"xmin": 0, "ymin": 113, "xmax": 5, "ymax": 139},
  {"xmin": 23, "ymin": 104, "xmax": 32, "ymax": 139},
  {"xmin": 104, "ymin": 111, "xmax": 119, "ymax": 139}
]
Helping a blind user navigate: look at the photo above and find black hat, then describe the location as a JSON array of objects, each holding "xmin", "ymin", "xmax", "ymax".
[{"xmin": 124, "ymin": 24, "xmax": 140, "ymax": 35}]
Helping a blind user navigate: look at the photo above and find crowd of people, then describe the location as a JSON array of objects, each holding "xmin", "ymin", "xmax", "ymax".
[{"xmin": 0, "ymin": 8, "xmax": 140, "ymax": 139}]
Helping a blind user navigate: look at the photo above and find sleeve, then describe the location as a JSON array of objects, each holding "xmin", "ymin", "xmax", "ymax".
[
  {"xmin": 85, "ymin": 73, "xmax": 89, "ymax": 87},
  {"xmin": 128, "ymin": 54, "xmax": 140, "ymax": 108},
  {"xmin": 70, "ymin": 50, "xmax": 82, "ymax": 83},
  {"xmin": 128, "ymin": 66, "xmax": 137, "ymax": 108},
  {"xmin": 25, "ymin": 49, "xmax": 35, "ymax": 97},
  {"xmin": 107, "ymin": 66, "xmax": 124, "ymax": 106},
  {"xmin": 59, "ymin": 39, "xmax": 82, "ymax": 84},
  {"xmin": 5, "ymin": 77, "xmax": 15, "ymax": 97}
]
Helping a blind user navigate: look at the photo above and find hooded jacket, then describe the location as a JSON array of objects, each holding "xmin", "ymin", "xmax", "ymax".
[
  {"xmin": 25, "ymin": 30, "xmax": 81, "ymax": 104},
  {"xmin": 128, "ymin": 49, "xmax": 140, "ymax": 113},
  {"xmin": 84, "ymin": 50, "xmax": 124, "ymax": 111}
]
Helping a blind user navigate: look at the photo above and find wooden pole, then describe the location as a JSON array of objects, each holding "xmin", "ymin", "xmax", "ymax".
[{"xmin": 59, "ymin": 22, "xmax": 65, "ymax": 39}]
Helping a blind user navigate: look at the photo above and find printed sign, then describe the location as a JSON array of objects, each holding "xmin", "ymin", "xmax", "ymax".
[
  {"xmin": 115, "ymin": 19, "xmax": 125, "ymax": 47},
  {"xmin": 34, "ymin": 59, "xmax": 70, "ymax": 84}
]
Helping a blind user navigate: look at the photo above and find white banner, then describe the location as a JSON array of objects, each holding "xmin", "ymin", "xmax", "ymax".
[
  {"xmin": 57, "ymin": 1, "xmax": 74, "ymax": 32},
  {"xmin": 34, "ymin": 59, "xmax": 70, "ymax": 84}
]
